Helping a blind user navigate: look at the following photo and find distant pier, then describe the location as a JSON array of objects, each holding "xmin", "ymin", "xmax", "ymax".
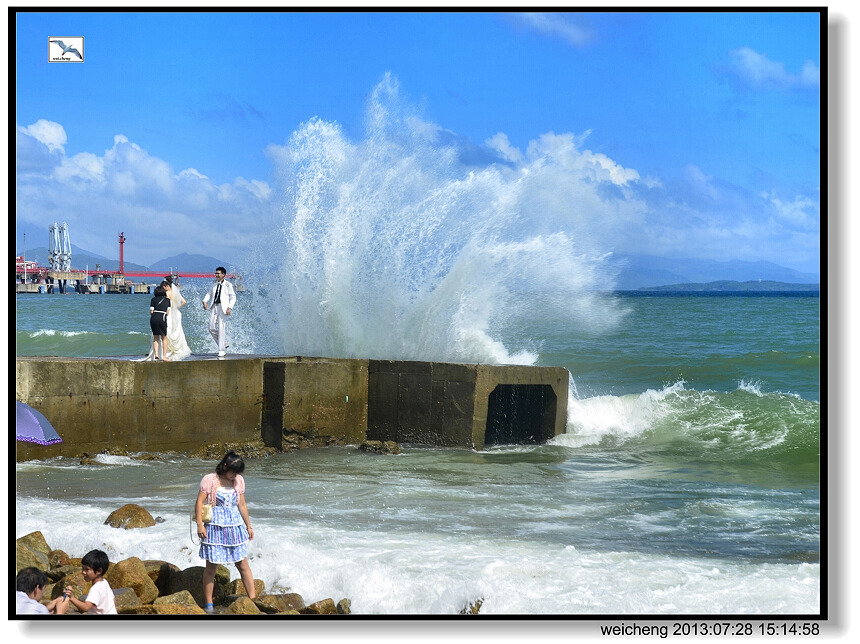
[
  {"xmin": 16, "ymin": 229, "xmax": 244, "ymax": 295},
  {"xmin": 15, "ymin": 268, "xmax": 243, "ymax": 294},
  {"xmin": 15, "ymin": 270, "xmax": 154, "ymax": 295}
]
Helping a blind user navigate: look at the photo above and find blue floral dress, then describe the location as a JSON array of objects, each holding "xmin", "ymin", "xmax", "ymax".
[{"xmin": 199, "ymin": 486, "xmax": 250, "ymax": 564}]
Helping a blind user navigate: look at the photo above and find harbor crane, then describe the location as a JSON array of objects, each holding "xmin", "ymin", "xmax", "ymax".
[{"xmin": 48, "ymin": 222, "xmax": 72, "ymax": 272}]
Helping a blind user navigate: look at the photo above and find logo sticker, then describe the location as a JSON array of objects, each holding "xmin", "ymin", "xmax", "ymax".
[{"xmin": 48, "ymin": 37, "xmax": 84, "ymax": 63}]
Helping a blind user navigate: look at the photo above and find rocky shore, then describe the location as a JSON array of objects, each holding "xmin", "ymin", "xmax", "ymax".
[
  {"xmin": 16, "ymin": 527, "xmax": 351, "ymax": 616},
  {"xmin": 17, "ymin": 438, "xmax": 496, "ymax": 616}
]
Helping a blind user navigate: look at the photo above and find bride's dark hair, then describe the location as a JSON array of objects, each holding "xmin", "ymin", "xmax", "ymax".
[{"xmin": 216, "ymin": 450, "xmax": 246, "ymax": 476}]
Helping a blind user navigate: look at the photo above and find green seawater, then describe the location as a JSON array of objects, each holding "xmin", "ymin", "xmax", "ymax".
[{"xmin": 16, "ymin": 291, "xmax": 820, "ymax": 614}]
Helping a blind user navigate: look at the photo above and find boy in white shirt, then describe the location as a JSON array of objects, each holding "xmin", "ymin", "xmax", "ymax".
[{"xmin": 64, "ymin": 549, "xmax": 117, "ymax": 615}]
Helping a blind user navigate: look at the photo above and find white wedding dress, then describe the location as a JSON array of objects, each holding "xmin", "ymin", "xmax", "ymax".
[
  {"xmin": 165, "ymin": 285, "xmax": 192, "ymax": 359},
  {"xmin": 135, "ymin": 284, "xmax": 192, "ymax": 361}
]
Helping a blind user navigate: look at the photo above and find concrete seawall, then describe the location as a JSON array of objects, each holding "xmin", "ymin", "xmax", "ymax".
[{"xmin": 16, "ymin": 356, "xmax": 569, "ymax": 461}]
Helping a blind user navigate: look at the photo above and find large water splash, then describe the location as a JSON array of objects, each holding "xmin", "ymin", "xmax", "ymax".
[{"xmin": 244, "ymin": 74, "xmax": 626, "ymax": 364}]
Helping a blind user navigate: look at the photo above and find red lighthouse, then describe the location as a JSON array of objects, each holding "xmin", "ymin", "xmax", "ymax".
[{"xmin": 119, "ymin": 232, "xmax": 126, "ymax": 275}]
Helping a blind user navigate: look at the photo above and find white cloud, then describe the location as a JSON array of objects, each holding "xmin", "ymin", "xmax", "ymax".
[
  {"xmin": 725, "ymin": 47, "xmax": 820, "ymax": 91},
  {"xmin": 580, "ymin": 150, "xmax": 640, "ymax": 186},
  {"xmin": 178, "ymin": 168, "xmax": 210, "ymax": 181},
  {"xmin": 799, "ymin": 60, "xmax": 820, "ymax": 87},
  {"xmin": 15, "ymin": 121, "xmax": 273, "ymax": 264},
  {"xmin": 683, "ymin": 164, "xmax": 718, "ymax": 200},
  {"xmin": 515, "ymin": 12, "xmax": 594, "ymax": 48},
  {"xmin": 15, "ymin": 105, "xmax": 818, "ymax": 277},
  {"xmin": 235, "ymin": 177, "xmax": 272, "ymax": 201},
  {"xmin": 19, "ymin": 119, "xmax": 67, "ymax": 152},
  {"xmin": 762, "ymin": 191, "xmax": 820, "ymax": 231},
  {"xmin": 525, "ymin": 132, "xmax": 640, "ymax": 186},
  {"xmin": 485, "ymin": 132, "xmax": 524, "ymax": 163},
  {"xmin": 55, "ymin": 152, "xmax": 106, "ymax": 185}
]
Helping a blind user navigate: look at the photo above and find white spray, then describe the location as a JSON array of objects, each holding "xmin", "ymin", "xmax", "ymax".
[{"xmin": 244, "ymin": 74, "xmax": 628, "ymax": 364}]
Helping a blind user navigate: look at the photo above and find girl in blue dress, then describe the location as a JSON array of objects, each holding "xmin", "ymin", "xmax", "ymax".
[{"xmin": 195, "ymin": 451, "xmax": 256, "ymax": 612}]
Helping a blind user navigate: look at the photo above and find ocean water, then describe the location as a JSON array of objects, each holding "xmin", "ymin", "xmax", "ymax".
[
  {"xmin": 15, "ymin": 82, "xmax": 819, "ymax": 615},
  {"xmin": 14, "ymin": 292, "xmax": 821, "ymax": 615}
]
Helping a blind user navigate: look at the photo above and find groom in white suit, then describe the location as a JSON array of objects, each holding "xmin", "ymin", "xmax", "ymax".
[{"xmin": 202, "ymin": 267, "xmax": 236, "ymax": 357}]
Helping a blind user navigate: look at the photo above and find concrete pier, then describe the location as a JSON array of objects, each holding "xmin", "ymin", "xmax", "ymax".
[{"xmin": 15, "ymin": 356, "xmax": 569, "ymax": 461}]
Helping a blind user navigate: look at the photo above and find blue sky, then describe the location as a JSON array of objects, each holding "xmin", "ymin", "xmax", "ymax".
[{"xmin": 14, "ymin": 9, "xmax": 821, "ymax": 273}]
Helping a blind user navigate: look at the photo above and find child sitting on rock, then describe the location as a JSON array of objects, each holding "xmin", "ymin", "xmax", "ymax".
[
  {"xmin": 64, "ymin": 549, "xmax": 118, "ymax": 614},
  {"xmin": 16, "ymin": 567, "xmax": 70, "ymax": 614}
]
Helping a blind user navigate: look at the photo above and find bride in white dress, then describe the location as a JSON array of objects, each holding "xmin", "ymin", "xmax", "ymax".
[
  {"xmin": 164, "ymin": 278, "xmax": 192, "ymax": 359},
  {"xmin": 136, "ymin": 277, "xmax": 192, "ymax": 361}
]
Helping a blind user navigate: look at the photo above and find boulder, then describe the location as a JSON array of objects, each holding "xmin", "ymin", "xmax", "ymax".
[
  {"xmin": 104, "ymin": 504, "xmax": 157, "ymax": 529},
  {"xmin": 281, "ymin": 432, "xmax": 313, "ymax": 451},
  {"xmin": 166, "ymin": 565, "xmax": 229, "ymax": 607},
  {"xmin": 112, "ymin": 587, "xmax": 143, "ymax": 610},
  {"xmin": 52, "ymin": 570, "xmax": 90, "ymax": 600},
  {"xmin": 253, "ymin": 593, "xmax": 306, "ymax": 614},
  {"xmin": 359, "ymin": 440, "xmax": 401, "ymax": 455},
  {"xmin": 46, "ymin": 563, "xmax": 82, "ymax": 583},
  {"xmin": 154, "ymin": 590, "xmax": 199, "ymax": 608},
  {"xmin": 17, "ymin": 531, "xmax": 52, "ymax": 557},
  {"xmin": 48, "ymin": 549, "xmax": 72, "ymax": 569},
  {"xmin": 143, "ymin": 560, "xmax": 181, "ymax": 597},
  {"xmin": 225, "ymin": 577, "xmax": 265, "ymax": 597},
  {"xmin": 15, "ymin": 542, "xmax": 49, "ymax": 574},
  {"xmin": 459, "ymin": 598, "xmax": 484, "ymax": 614},
  {"xmin": 299, "ymin": 598, "xmax": 338, "ymax": 614},
  {"xmin": 105, "ymin": 557, "xmax": 159, "ymax": 604},
  {"xmin": 191, "ymin": 440, "xmax": 277, "ymax": 461},
  {"xmin": 223, "ymin": 596, "xmax": 263, "ymax": 614},
  {"xmin": 253, "ymin": 595, "xmax": 288, "ymax": 614},
  {"xmin": 101, "ymin": 448, "xmax": 130, "ymax": 457},
  {"xmin": 282, "ymin": 593, "xmax": 307, "ymax": 612},
  {"xmin": 121, "ymin": 604, "xmax": 206, "ymax": 615}
]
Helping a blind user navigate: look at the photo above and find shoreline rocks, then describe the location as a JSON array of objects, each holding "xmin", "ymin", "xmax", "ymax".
[
  {"xmin": 18, "ymin": 444, "xmax": 407, "ymax": 615},
  {"xmin": 73, "ymin": 438, "xmax": 404, "ymax": 463},
  {"xmin": 104, "ymin": 504, "xmax": 157, "ymax": 529},
  {"xmin": 190, "ymin": 439, "xmax": 279, "ymax": 461},
  {"xmin": 359, "ymin": 440, "xmax": 401, "ymax": 455},
  {"xmin": 15, "ymin": 529, "xmax": 351, "ymax": 616}
]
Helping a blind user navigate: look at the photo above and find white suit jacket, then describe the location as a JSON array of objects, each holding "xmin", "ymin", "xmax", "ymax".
[{"xmin": 203, "ymin": 279, "xmax": 237, "ymax": 315}]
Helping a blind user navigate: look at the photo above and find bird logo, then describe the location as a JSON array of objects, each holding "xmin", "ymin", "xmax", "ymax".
[{"xmin": 49, "ymin": 39, "xmax": 83, "ymax": 61}]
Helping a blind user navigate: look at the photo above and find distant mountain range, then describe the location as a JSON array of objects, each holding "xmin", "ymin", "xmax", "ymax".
[
  {"xmin": 18, "ymin": 246, "xmax": 228, "ymax": 275},
  {"xmin": 608, "ymin": 255, "xmax": 819, "ymax": 290},
  {"xmin": 16, "ymin": 242, "xmax": 820, "ymax": 290},
  {"xmin": 149, "ymin": 253, "xmax": 231, "ymax": 274},
  {"xmin": 637, "ymin": 280, "xmax": 819, "ymax": 292}
]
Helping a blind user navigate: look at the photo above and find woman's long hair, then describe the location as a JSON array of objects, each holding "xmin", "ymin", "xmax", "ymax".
[{"xmin": 215, "ymin": 450, "xmax": 246, "ymax": 476}]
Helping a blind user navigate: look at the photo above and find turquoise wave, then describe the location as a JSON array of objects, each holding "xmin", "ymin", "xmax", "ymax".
[
  {"xmin": 562, "ymin": 383, "xmax": 819, "ymax": 487},
  {"xmin": 641, "ymin": 387, "xmax": 819, "ymax": 462}
]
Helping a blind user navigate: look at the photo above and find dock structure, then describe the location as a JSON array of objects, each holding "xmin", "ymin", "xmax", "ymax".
[
  {"xmin": 15, "ymin": 229, "xmax": 241, "ymax": 294},
  {"xmin": 15, "ymin": 356, "xmax": 569, "ymax": 460},
  {"xmin": 15, "ymin": 277, "xmax": 157, "ymax": 295},
  {"xmin": 15, "ymin": 271, "xmax": 243, "ymax": 294}
]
